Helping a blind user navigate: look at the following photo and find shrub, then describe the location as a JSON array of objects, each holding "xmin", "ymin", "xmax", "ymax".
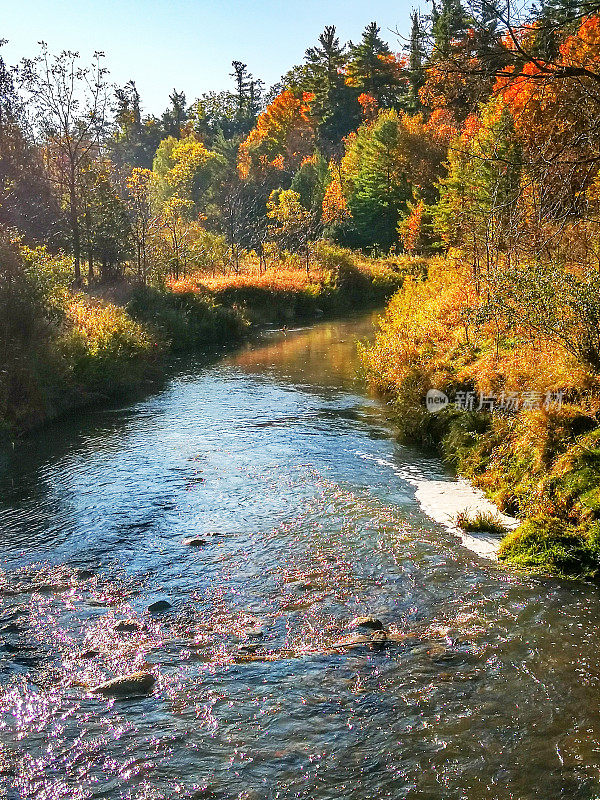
[
  {"xmin": 498, "ymin": 517, "xmax": 600, "ymax": 578},
  {"xmin": 127, "ymin": 285, "xmax": 248, "ymax": 351},
  {"xmin": 60, "ymin": 296, "xmax": 159, "ymax": 394}
]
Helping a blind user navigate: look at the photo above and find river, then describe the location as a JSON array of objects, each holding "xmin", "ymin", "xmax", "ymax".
[{"xmin": 1, "ymin": 312, "xmax": 600, "ymax": 800}]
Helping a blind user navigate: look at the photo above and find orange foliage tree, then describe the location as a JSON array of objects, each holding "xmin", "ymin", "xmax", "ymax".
[{"xmin": 238, "ymin": 91, "xmax": 315, "ymax": 180}]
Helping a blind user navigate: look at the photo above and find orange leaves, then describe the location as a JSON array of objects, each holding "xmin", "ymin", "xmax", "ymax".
[
  {"xmin": 237, "ymin": 90, "xmax": 315, "ymax": 179},
  {"xmin": 461, "ymin": 113, "xmax": 482, "ymax": 141},
  {"xmin": 358, "ymin": 93, "xmax": 378, "ymax": 122},
  {"xmin": 560, "ymin": 15, "xmax": 600, "ymax": 68},
  {"xmin": 419, "ymin": 57, "xmax": 480, "ymax": 115},
  {"xmin": 401, "ymin": 201, "xmax": 424, "ymax": 252},
  {"xmin": 322, "ymin": 178, "xmax": 350, "ymax": 225},
  {"xmin": 495, "ymin": 14, "xmax": 600, "ymax": 155},
  {"xmin": 425, "ymin": 108, "xmax": 459, "ymax": 145}
]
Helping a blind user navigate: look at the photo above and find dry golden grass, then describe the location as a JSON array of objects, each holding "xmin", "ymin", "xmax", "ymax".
[
  {"xmin": 169, "ymin": 267, "xmax": 327, "ymax": 295},
  {"xmin": 363, "ymin": 256, "xmax": 590, "ymax": 401}
]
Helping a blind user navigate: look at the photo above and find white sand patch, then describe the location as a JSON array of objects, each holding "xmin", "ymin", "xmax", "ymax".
[
  {"xmin": 357, "ymin": 452, "xmax": 520, "ymax": 560},
  {"xmin": 412, "ymin": 477, "xmax": 519, "ymax": 560}
]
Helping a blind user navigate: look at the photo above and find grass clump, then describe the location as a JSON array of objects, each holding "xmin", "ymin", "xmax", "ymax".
[{"xmin": 454, "ymin": 509, "xmax": 509, "ymax": 535}]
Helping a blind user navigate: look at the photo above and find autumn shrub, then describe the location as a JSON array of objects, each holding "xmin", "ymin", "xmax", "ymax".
[
  {"xmin": 363, "ymin": 254, "xmax": 600, "ymax": 577},
  {"xmin": 58, "ymin": 295, "xmax": 160, "ymax": 394}
]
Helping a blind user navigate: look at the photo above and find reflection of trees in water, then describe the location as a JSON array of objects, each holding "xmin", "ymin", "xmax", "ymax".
[{"xmin": 228, "ymin": 314, "xmax": 379, "ymax": 390}]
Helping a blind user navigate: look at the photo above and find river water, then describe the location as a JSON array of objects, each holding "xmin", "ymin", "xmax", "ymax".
[{"xmin": 2, "ymin": 312, "xmax": 600, "ymax": 800}]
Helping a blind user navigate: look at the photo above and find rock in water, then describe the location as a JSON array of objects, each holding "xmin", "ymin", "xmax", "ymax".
[
  {"xmin": 370, "ymin": 630, "xmax": 387, "ymax": 650},
  {"xmin": 114, "ymin": 620, "xmax": 141, "ymax": 633},
  {"xmin": 76, "ymin": 568, "xmax": 94, "ymax": 579},
  {"xmin": 349, "ymin": 616, "xmax": 384, "ymax": 631},
  {"xmin": 183, "ymin": 537, "xmax": 208, "ymax": 547},
  {"xmin": 148, "ymin": 599, "xmax": 172, "ymax": 614},
  {"xmin": 92, "ymin": 672, "xmax": 156, "ymax": 698}
]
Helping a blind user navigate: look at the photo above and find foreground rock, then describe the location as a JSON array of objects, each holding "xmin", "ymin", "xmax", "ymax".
[
  {"xmin": 114, "ymin": 620, "xmax": 142, "ymax": 633},
  {"xmin": 148, "ymin": 599, "xmax": 172, "ymax": 614},
  {"xmin": 349, "ymin": 616, "xmax": 384, "ymax": 631},
  {"xmin": 329, "ymin": 631, "xmax": 388, "ymax": 652},
  {"xmin": 92, "ymin": 672, "xmax": 156, "ymax": 698}
]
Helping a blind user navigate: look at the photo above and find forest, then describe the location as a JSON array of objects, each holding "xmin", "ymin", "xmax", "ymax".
[{"xmin": 3, "ymin": 0, "xmax": 600, "ymax": 573}]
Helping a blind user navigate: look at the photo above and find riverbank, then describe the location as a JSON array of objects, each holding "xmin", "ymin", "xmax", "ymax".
[
  {"xmin": 362, "ymin": 256, "xmax": 600, "ymax": 579},
  {"xmin": 0, "ymin": 240, "xmax": 409, "ymax": 437}
]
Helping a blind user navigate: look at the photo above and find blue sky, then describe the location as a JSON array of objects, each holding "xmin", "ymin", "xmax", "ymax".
[{"xmin": 2, "ymin": 0, "xmax": 426, "ymax": 116}]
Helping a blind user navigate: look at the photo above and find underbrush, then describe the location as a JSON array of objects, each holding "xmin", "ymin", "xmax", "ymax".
[
  {"xmin": 169, "ymin": 244, "xmax": 409, "ymax": 325},
  {"xmin": 126, "ymin": 285, "xmax": 248, "ymax": 351},
  {"xmin": 59, "ymin": 295, "xmax": 160, "ymax": 394},
  {"xmin": 362, "ymin": 256, "xmax": 600, "ymax": 579}
]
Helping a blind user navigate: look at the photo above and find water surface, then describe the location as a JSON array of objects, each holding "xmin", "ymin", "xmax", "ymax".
[{"xmin": 1, "ymin": 313, "xmax": 600, "ymax": 799}]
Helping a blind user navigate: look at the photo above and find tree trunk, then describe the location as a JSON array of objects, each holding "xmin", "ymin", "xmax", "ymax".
[{"xmin": 69, "ymin": 175, "xmax": 81, "ymax": 285}]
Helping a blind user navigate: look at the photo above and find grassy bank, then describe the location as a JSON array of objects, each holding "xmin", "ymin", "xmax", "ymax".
[
  {"xmin": 1, "ymin": 239, "xmax": 408, "ymax": 436},
  {"xmin": 168, "ymin": 244, "xmax": 417, "ymax": 326},
  {"xmin": 362, "ymin": 256, "xmax": 600, "ymax": 580}
]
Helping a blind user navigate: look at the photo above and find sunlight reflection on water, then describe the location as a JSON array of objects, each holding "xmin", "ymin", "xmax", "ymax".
[{"xmin": 1, "ymin": 313, "xmax": 600, "ymax": 799}]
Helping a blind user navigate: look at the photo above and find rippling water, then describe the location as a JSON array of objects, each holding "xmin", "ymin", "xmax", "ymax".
[{"xmin": 2, "ymin": 313, "xmax": 600, "ymax": 799}]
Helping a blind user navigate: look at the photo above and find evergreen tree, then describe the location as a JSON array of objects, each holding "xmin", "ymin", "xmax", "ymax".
[
  {"xmin": 347, "ymin": 22, "xmax": 402, "ymax": 107},
  {"xmin": 532, "ymin": 0, "xmax": 582, "ymax": 57},
  {"xmin": 431, "ymin": 0, "xmax": 470, "ymax": 58},
  {"xmin": 111, "ymin": 81, "xmax": 162, "ymax": 168},
  {"xmin": 161, "ymin": 90, "xmax": 188, "ymax": 137},
  {"xmin": 407, "ymin": 11, "xmax": 426, "ymax": 109},
  {"xmin": 345, "ymin": 111, "xmax": 412, "ymax": 250},
  {"xmin": 303, "ymin": 26, "xmax": 361, "ymax": 154}
]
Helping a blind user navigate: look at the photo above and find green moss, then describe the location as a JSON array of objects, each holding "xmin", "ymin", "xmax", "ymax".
[{"xmin": 498, "ymin": 517, "xmax": 600, "ymax": 579}]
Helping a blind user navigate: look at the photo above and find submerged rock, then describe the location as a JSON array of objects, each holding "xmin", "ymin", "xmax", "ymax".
[
  {"xmin": 244, "ymin": 625, "xmax": 264, "ymax": 639},
  {"xmin": 329, "ymin": 631, "xmax": 388, "ymax": 652},
  {"xmin": 183, "ymin": 537, "xmax": 208, "ymax": 547},
  {"xmin": 114, "ymin": 620, "xmax": 141, "ymax": 633},
  {"xmin": 287, "ymin": 579, "xmax": 313, "ymax": 591},
  {"xmin": 237, "ymin": 642, "xmax": 262, "ymax": 654},
  {"xmin": 92, "ymin": 671, "xmax": 156, "ymax": 698},
  {"xmin": 148, "ymin": 599, "xmax": 172, "ymax": 614},
  {"xmin": 79, "ymin": 649, "xmax": 100, "ymax": 659},
  {"xmin": 349, "ymin": 616, "xmax": 384, "ymax": 631},
  {"xmin": 0, "ymin": 622, "xmax": 22, "ymax": 634},
  {"xmin": 76, "ymin": 568, "xmax": 94, "ymax": 580}
]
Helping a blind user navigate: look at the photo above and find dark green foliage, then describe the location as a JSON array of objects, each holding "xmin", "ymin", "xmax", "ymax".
[
  {"xmin": 303, "ymin": 26, "xmax": 362, "ymax": 155},
  {"xmin": 431, "ymin": 0, "xmax": 470, "ymax": 57},
  {"xmin": 347, "ymin": 23, "xmax": 404, "ymax": 107},
  {"xmin": 346, "ymin": 113, "xmax": 412, "ymax": 250},
  {"xmin": 531, "ymin": 0, "xmax": 582, "ymax": 57},
  {"xmin": 126, "ymin": 286, "xmax": 248, "ymax": 351}
]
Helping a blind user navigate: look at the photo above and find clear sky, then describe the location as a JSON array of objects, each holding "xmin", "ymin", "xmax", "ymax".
[{"xmin": 2, "ymin": 0, "xmax": 426, "ymax": 117}]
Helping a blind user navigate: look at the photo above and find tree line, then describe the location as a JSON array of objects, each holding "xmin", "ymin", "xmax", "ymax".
[{"xmin": 1, "ymin": 0, "xmax": 600, "ymax": 289}]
